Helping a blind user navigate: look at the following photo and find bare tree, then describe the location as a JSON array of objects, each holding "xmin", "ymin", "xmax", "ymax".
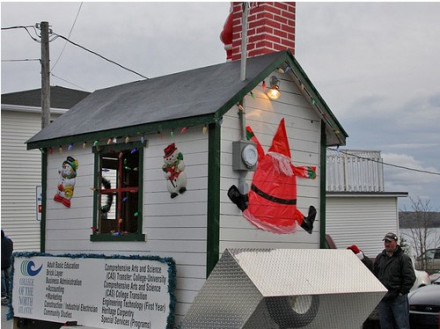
[{"xmin": 400, "ymin": 197, "xmax": 439, "ymax": 272}]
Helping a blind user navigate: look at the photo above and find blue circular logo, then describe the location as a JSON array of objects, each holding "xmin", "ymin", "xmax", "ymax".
[{"xmin": 21, "ymin": 260, "xmax": 43, "ymax": 276}]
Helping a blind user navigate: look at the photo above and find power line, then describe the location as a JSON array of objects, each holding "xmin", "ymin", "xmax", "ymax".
[
  {"xmin": 51, "ymin": 2, "xmax": 83, "ymax": 71},
  {"xmin": 52, "ymin": 32, "xmax": 149, "ymax": 80},
  {"xmin": 2, "ymin": 59, "xmax": 39, "ymax": 62},
  {"xmin": 1, "ymin": 25, "xmax": 40, "ymax": 42},
  {"xmin": 3, "ymin": 23, "xmax": 149, "ymax": 80},
  {"xmin": 50, "ymin": 73, "xmax": 86, "ymax": 91},
  {"xmin": 328, "ymin": 148, "xmax": 440, "ymax": 176}
]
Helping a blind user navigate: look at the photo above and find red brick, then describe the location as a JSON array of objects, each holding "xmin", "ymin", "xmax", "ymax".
[
  {"xmin": 266, "ymin": 19, "xmax": 281, "ymax": 29},
  {"xmin": 256, "ymin": 26, "xmax": 273, "ymax": 34},
  {"xmin": 255, "ymin": 41, "xmax": 268, "ymax": 48},
  {"xmin": 287, "ymin": 19, "xmax": 295, "ymax": 27},
  {"xmin": 248, "ymin": 28, "xmax": 257, "ymax": 36},
  {"xmin": 250, "ymin": 4, "xmax": 264, "ymax": 14},
  {"xmin": 249, "ymin": 34, "xmax": 266, "ymax": 43},
  {"xmin": 232, "ymin": 16, "xmax": 242, "ymax": 26},
  {"xmin": 227, "ymin": 1, "xmax": 296, "ymax": 61},
  {"xmin": 232, "ymin": 11, "xmax": 242, "ymax": 20},
  {"xmin": 232, "ymin": 40, "xmax": 241, "ymax": 48},
  {"xmin": 281, "ymin": 39, "xmax": 295, "ymax": 48},
  {"xmin": 263, "ymin": 11, "xmax": 274, "ymax": 20},
  {"xmin": 248, "ymin": 50, "xmax": 262, "ymax": 57},
  {"xmin": 282, "ymin": 24, "xmax": 295, "ymax": 34},
  {"xmin": 274, "ymin": 29, "xmax": 288, "ymax": 39},
  {"xmin": 249, "ymin": 20, "xmax": 264, "ymax": 30},
  {"xmin": 286, "ymin": 3, "xmax": 296, "ymax": 13},
  {"xmin": 264, "ymin": 40, "xmax": 273, "ymax": 48},
  {"xmin": 232, "ymin": 30, "xmax": 241, "ymax": 41},
  {"xmin": 248, "ymin": 14, "xmax": 258, "ymax": 23},
  {"xmin": 273, "ymin": 14, "xmax": 288, "ymax": 24},
  {"xmin": 283, "ymin": 11, "xmax": 295, "ymax": 20},
  {"xmin": 286, "ymin": 33, "xmax": 295, "ymax": 41},
  {"xmin": 273, "ymin": 2, "xmax": 288, "ymax": 11},
  {"xmin": 265, "ymin": 34, "xmax": 281, "ymax": 43},
  {"xmin": 264, "ymin": 4, "xmax": 281, "ymax": 16}
]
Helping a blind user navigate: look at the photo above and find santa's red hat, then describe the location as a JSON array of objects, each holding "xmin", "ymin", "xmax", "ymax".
[{"xmin": 268, "ymin": 118, "xmax": 291, "ymax": 158}]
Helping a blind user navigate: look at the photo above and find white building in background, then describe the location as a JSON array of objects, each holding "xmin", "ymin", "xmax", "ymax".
[
  {"xmin": 1, "ymin": 86, "xmax": 90, "ymax": 251},
  {"xmin": 326, "ymin": 149, "xmax": 408, "ymax": 257}
]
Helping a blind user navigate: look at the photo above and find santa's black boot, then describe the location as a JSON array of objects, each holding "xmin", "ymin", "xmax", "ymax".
[
  {"xmin": 227, "ymin": 185, "xmax": 248, "ymax": 211},
  {"xmin": 300, "ymin": 205, "xmax": 317, "ymax": 234}
]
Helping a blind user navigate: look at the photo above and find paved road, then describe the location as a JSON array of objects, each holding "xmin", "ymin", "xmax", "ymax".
[{"xmin": 2, "ymin": 304, "xmax": 13, "ymax": 329}]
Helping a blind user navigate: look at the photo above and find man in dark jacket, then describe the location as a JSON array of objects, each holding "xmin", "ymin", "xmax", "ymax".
[
  {"xmin": 1, "ymin": 230, "xmax": 13, "ymax": 304},
  {"xmin": 373, "ymin": 232, "xmax": 415, "ymax": 329}
]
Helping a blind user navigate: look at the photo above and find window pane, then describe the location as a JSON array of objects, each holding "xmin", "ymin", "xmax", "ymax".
[{"xmin": 97, "ymin": 147, "xmax": 140, "ymax": 235}]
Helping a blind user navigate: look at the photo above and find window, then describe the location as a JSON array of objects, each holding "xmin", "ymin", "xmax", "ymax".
[
  {"xmin": 91, "ymin": 142, "xmax": 145, "ymax": 241},
  {"xmin": 424, "ymin": 250, "xmax": 435, "ymax": 260}
]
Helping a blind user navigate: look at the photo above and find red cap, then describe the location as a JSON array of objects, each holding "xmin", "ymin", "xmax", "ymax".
[{"xmin": 347, "ymin": 245, "xmax": 360, "ymax": 254}]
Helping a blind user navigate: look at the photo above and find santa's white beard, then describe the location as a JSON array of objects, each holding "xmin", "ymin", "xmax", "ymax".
[{"xmin": 268, "ymin": 152, "xmax": 293, "ymax": 176}]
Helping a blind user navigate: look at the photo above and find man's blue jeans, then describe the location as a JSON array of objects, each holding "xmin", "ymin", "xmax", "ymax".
[{"xmin": 379, "ymin": 294, "xmax": 410, "ymax": 329}]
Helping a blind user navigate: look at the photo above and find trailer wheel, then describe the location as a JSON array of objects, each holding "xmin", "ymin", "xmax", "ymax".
[{"xmin": 266, "ymin": 295, "xmax": 319, "ymax": 328}]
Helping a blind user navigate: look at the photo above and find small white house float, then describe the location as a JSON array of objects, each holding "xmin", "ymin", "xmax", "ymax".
[
  {"xmin": 24, "ymin": 3, "xmax": 349, "ymax": 327},
  {"xmin": 25, "ymin": 49, "xmax": 347, "ymax": 326}
]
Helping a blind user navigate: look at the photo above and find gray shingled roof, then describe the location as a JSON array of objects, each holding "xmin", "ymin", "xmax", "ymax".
[
  {"xmin": 2, "ymin": 86, "xmax": 90, "ymax": 109},
  {"xmin": 26, "ymin": 51, "xmax": 347, "ymax": 149}
]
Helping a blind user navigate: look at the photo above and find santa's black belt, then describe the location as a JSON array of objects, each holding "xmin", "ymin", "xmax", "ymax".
[{"xmin": 251, "ymin": 184, "xmax": 297, "ymax": 205}]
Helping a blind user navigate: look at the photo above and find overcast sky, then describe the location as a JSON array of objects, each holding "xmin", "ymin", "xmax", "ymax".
[{"xmin": 2, "ymin": 2, "xmax": 439, "ymax": 211}]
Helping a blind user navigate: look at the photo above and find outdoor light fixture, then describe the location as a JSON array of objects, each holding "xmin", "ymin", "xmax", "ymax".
[{"xmin": 266, "ymin": 75, "xmax": 281, "ymax": 100}]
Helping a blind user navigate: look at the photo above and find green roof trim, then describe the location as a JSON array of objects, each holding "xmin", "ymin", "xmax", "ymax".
[
  {"xmin": 284, "ymin": 53, "xmax": 348, "ymax": 146},
  {"xmin": 27, "ymin": 113, "xmax": 218, "ymax": 150},
  {"xmin": 214, "ymin": 53, "xmax": 289, "ymax": 119}
]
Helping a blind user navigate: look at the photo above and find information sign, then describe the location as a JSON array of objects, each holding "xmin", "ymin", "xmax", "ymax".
[{"xmin": 11, "ymin": 253, "xmax": 176, "ymax": 329}]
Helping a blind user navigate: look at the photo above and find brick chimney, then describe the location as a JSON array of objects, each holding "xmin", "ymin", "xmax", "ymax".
[{"xmin": 220, "ymin": 2, "xmax": 296, "ymax": 61}]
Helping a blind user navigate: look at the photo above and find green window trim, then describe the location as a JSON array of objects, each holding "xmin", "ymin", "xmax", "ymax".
[
  {"xmin": 91, "ymin": 141, "xmax": 146, "ymax": 242},
  {"xmin": 319, "ymin": 121, "xmax": 327, "ymax": 249}
]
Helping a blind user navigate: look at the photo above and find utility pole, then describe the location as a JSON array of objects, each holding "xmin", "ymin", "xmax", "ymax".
[
  {"xmin": 40, "ymin": 21, "xmax": 50, "ymax": 129},
  {"xmin": 39, "ymin": 21, "xmax": 50, "ymax": 253}
]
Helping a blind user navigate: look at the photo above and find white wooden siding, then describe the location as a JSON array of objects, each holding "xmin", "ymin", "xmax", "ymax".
[
  {"xmin": 326, "ymin": 196, "xmax": 399, "ymax": 257},
  {"xmin": 41, "ymin": 71, "xmax": 324, "ymax": 325},
  {"xmin": 1, "ymin": 110, "xmax": 60, "ymax": 251},
  {"xmin": 43, "ymin": 128, "xmax": 209, "ymax": 323},
  {"xmin": 219, "ymin": 72, "xmax": 322, "ymax": 253}
]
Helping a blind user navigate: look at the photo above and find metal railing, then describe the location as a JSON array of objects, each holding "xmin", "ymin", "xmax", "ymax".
[{"xmin": 327, "ymin": 149, "xmax": 384, "ymax": 192}]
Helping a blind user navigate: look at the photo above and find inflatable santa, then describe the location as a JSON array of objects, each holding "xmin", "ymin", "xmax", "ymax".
[{"xmin": 228, "ymin": 118, "xmax": 317, "ymax": 234}]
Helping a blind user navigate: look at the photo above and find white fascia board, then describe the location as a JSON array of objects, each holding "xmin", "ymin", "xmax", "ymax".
[
  {"xmin": 1, "ymin": 104, "xmax": 68, "ymax": 115},
  {"xmin": 326, "ymin": 191, "xmax": 408, "ymax": 198}
]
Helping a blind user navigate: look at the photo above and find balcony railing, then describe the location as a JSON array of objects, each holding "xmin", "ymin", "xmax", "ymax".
[{"xmin": 327, "ymin": 149, "xmax": 384, "ymax": 192}]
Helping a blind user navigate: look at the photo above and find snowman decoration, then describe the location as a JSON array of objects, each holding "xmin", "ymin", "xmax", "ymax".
[
  {"xmin": 162, "ymin": 143, "xmax": 187, "ymax": 198},
  {"xmin": 54, "ymin": 156, "xmax": 78, "ymax": 208}
]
